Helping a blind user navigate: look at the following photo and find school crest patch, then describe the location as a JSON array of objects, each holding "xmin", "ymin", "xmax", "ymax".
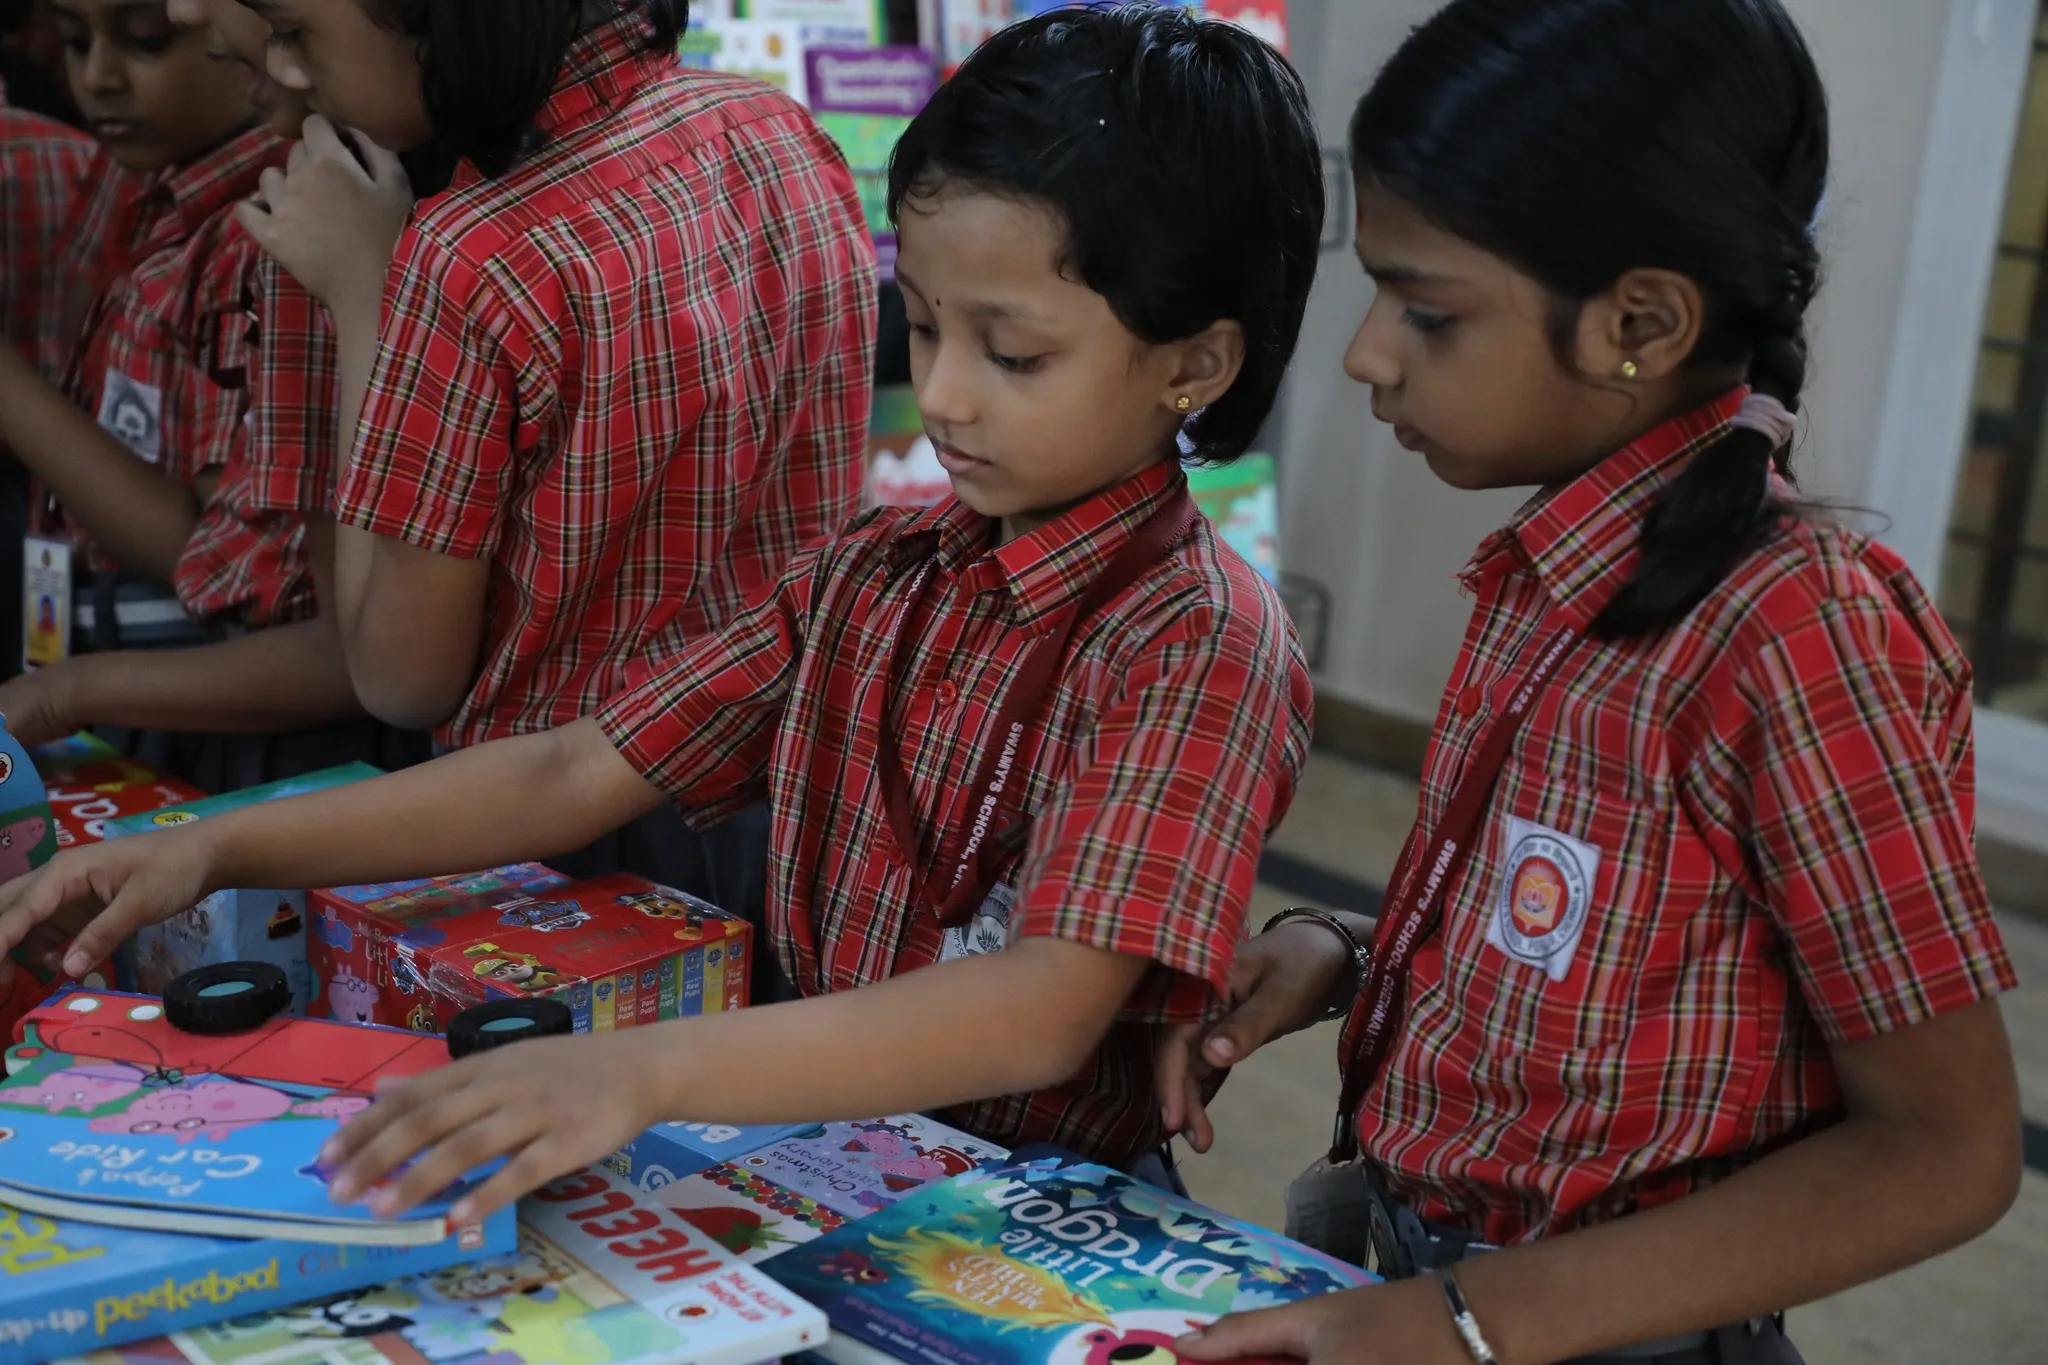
[
  {"xmin": 97, "ymin": 370, "xmax": 163, "ymax": 463},
  {"xmin": 1485, "ymin": 816, "xmax": 1600, "ymax": 983}
]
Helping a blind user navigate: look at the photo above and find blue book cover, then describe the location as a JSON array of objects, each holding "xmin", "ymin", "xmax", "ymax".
[
  {"xmin": 0, "ymin": 1022, "xmax": 494, "ymax": 1245},
  {"xmin": 762, "ymin": 1154, "xmax": 1375, "ymax": 1365},
  {"xmin": 605, "ymin": 1120, "xmax": 813, "ymax": 1192},
  {"xmin": 0, "ymin": 1198, "xmax": 510, "ymax": 1365}
]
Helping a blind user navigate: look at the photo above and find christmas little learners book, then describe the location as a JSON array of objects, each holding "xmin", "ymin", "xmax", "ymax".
[
  {"xmin": 42, "ymin": 1164, "xmax": 828, "ymax": 1365},
  {"xmin": 763, "ymin": 1153, "xmax": 1376, "ymax": 1365}
]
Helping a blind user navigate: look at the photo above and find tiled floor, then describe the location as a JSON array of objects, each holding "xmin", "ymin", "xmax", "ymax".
[{"xmin": 1180, "ymin": 754, "xmax": 2048, "ymax": 1365}]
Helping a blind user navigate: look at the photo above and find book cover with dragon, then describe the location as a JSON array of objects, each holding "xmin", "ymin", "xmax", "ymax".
[
  {"xmin": 762, "ymin": 1155, "xmax": 1375, "ymax": 1365},
  {"xmin": 49, "ymin": 1164, "xmax": 829, "ymax": 1365}
]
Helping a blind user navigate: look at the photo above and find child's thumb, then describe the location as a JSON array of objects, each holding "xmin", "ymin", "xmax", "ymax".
[
  {"xmin": 1202, "ymin": 979, "xmax": 1298, "ymax": 1068},
  {"xmin": 1176, "ymin": 1304, "xmax": 1312, "ymax": 1363}
]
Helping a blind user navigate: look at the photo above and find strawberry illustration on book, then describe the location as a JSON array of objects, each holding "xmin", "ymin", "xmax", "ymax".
[{"xmin": 668, "ymin": 1203, "xmax": 795, "ymax": 1257}]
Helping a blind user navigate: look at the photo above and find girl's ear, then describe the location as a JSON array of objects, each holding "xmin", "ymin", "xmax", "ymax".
[
  {"xmin": 1578, "ymin": 268, "xmax": 1707, "ymax": 384},
  {"xmin": 1159, "ymin": 319, "xmax": 1247, "ymax": 418}
]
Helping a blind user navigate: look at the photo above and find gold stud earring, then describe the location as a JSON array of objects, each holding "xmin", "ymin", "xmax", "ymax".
[
  {"xmin": 1175, "ymin": 395, "xmax": 1193, "ymax": 413},
  {"xmin": 1620, "ymin": 360, "xmax": 1640, "ymax": 380}
]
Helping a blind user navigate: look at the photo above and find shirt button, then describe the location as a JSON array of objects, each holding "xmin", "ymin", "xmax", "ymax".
[
  {"xmin": 1457, "ymin": 685, "xmax": 1484, "ymax": 718},
  {"xmin": 934, "ymin": 679, "xmax": 960, "ymax": 710}
]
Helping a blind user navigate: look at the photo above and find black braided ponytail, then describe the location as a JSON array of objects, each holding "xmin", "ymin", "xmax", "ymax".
[{"xmin": 1350, "ymin": 0, "xmax": 1830, "ymax": 638}]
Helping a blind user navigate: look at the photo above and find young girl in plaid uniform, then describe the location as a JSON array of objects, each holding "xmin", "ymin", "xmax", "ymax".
[
  {"xmin": 0, "ymin": 0, "xmax": 434, "ymax": 788},
  {"xmin": 1159, "ymin": 3, "xmax": 2021, "ymax": 1364},
  {"xmin": 0, "ymin": 3, "xmax": 1322, "ymax": 1214}
]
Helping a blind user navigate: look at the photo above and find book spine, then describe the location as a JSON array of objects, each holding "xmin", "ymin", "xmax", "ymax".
[
  {"xmin": 723, "ymin": 927, "xmax": 747, "ymax": 1013},
  {"xmin": 614, "ymin": 968, "xmax": 638, "ymax": 1030},
  {"xmin": 682, "ymin": 946, "xmax": 705, "ymax": 1017},
  {"xmin": 1, "ymin": 1219, "xmax": 514, "ymax": 1365},
  {"xmin": 703, "ymin": 941, "xmax": 726, "ymax": 1015},
  {"xmin": 658, "ymin": 956, "xmax": 680, "ymax": 1020},
  {"xmin": 637, "ymin": 964, "xmax": 661, "ymax": 1027},
  {"xmin": 556, "ymin": 981, "xmax": 593, "ymax": 1034},
  {"xmin": 592, "ymin": 976, "xmax": 617, "ymax": 1033}
]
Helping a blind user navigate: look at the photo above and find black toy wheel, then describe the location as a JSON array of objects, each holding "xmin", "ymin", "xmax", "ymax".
[
  {"xmin": 164, "ymin": 962, "xmax": 291, "ymax": 1034},
  {"xmin": 446, "ymin": 998, "xmax": 575, "ymax": 1059}
]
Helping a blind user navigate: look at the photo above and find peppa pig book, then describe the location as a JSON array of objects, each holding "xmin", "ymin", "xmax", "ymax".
[
  {"xmin": 731, "ymin": 1114, "xmax": 1008, "ymax": 1219},
  {"xmin": 0, "ymin": 989, "xmax": 510, "ymax": 1248}
]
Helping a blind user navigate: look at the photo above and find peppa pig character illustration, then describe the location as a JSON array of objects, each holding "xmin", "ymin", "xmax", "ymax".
[
  {"xmin": 0, "ymin": 815, "xmax": 48, "ymax": 880},
  {"xmin": 316, "ymin": 909, "xmax": 355, "ymax": 953},
  {"xmin": 327, "ymin": 969, "xmax": 380, "ymax": 1024},
  {"xmin": 87, "ymin": 1078, "xmax": 360, "ymax": 1144},
  {"xmin": 815, "ymin": 1248, "xmax": 889, "ymax": 1286},
  {"xmin": 1081, "ymin": 1327, "xmax": 1199, "ymax": 1365},
  {"xmin": 291, "ymin": 1093, "xmax": 374, "ymax": 1121},
  {"xmin": 841, "ymin": 1123, "xmax": 951, "ymax": 1194},
  {"xmin": 0, "ymin": 1061, "xmax": 146, "ymax": 1114}
]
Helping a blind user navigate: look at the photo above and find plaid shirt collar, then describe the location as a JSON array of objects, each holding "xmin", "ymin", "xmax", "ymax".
[
  {"xmin": 122, "ymin": 124, "xmax": 277, "ymax": 256},
  {"xmin": 888, "ymin": 459, "xmax": 1183, "ymax": 634},
  {"xmin": 1460, "ymin": 388, "xmax": 1746, "ymax": 630},
  {"xmin": 449, "ymin": 10, "xmax": 662, "ymax": 193}
]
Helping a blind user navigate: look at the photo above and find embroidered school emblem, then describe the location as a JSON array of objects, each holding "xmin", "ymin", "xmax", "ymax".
[{"xmin": 1485, "ymin": 816, "xmax": 1601, "ymax": 983}]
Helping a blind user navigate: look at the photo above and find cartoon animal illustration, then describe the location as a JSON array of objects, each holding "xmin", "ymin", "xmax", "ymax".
[
  {"xmin": 268, "ymin": 900, "xmax": 302, "ymax": 941},
  {"xmin": 279, "ymin": 1289, "xmax": 420, "ymax": 1339},
  {"xmin": 462, "ymin": 943, "xmax": 564, "ymax": 992},
  {"xmin": 841, "ymin": 1122, "xmax": 956, "ymax": 1193},
  {"xmin": 316, "ymin": 908, "xmax": 355, "ymax": 953},
  {"xmin": 1081, "ymin": 1326, "xmax": 1203, "ymax": 1365},
  {"xmin": 816, "ymin": 1247, "xmax": 890, "ymax": 1286},
  {"xmin": 421, "ymin": 1248, "xmax": 570, "ymax": 1304},
  {"xmin": 0, "ymin": 814, "xmax": 48, "ymax": 880},
  {"xmin": 327, "ymin": 968, "xmax": 379, "ymax": 1024},
  {"xmin": 617, "ymin": 888, "xmax": 707, "ymax": 930},
  {"xmin": 86, "ymin": 1078, "xmax": 356, "ymax": 1143},
  {"xmin": 0, "ymin": 1061, "xmax": 146, "ymax": 1114},
  {"xmin": 408, "ymin": 999, "xmax": 438, "ymax": 1032}
]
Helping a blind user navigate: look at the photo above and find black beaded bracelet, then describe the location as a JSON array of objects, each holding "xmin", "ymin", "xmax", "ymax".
[{"xmin": 1259, "ymin": 907, "xmax": 1371, "ymax": 1021}]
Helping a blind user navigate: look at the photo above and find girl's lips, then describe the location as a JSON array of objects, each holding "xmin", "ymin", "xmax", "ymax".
[
  {"xmin": 1392, "ymin": 424, "xmax": 1427, "ymax": 452},
  {"xmin": 933, "ymin": 441, "xmax": 990, "ymax": 474}
]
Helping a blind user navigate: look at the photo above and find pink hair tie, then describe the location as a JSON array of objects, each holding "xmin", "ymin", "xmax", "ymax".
[{"xmin": 1730, "ymin": 392, "xmax": 1798, "ymax": 449}]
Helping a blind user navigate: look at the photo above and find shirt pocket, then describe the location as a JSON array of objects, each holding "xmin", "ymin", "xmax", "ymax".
[{"xmin": 1452, "ymin": 766, "xmax": 1680, "ymax": 1056}]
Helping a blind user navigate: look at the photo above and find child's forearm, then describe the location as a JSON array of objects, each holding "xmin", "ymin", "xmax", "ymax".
[
  {"xmin": 1453, "ymin": 1000, "xmax": 2020, "ymax": 1363},
  {"xmin": 0, "ymin": 350, "xmax": 198, "ymax": 582},
  {"xmin": 198, "ymin": 718, "xmax": 666, "ymax": 892},
  {"xmin": 60, "ymin": 620, "xmax": 365, "ymax": 734},
  {"xmin": 628, "ymin": 935, "xmax": 1151, "ymax": 1127}
]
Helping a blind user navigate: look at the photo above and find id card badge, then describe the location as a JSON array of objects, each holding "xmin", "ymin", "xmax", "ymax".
[
  {"xmin": 938, "ymin": 881, "xmax": 1015, "ymax": 961},
  {"xmin": 22, "ymin": 535, "xmax": 73, "ymax": 670}
]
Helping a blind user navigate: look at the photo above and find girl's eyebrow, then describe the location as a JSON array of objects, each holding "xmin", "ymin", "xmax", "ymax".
[{"xmin": 1355, "ymin": 252, "xmax": 1453, "ymax": 288}]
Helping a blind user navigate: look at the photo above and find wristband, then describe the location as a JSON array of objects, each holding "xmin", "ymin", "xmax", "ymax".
[
  {"xmin": 1441, "ymin": 1268, "xmax": 1498, "ymax": 1365},
  {"xmin": 1259, "ymin": 907, "xmax": 1370, "ymax": 1021}
]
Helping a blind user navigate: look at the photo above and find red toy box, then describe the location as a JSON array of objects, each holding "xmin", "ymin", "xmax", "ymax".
[
  {"xmin": 391, "ymin": 873, "xmax": 753, "ymax": 1034},
  {"xmin": 307, "ymin": 863, "xmax": 572, "ymax": 1030}
]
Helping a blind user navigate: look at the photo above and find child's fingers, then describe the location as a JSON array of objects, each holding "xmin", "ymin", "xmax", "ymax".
[
  {"xmin": 0, "ymin": 864, "xmax": 70, "ymax": 962},
  {"xmin": 329, "ymin": 1067, "xmax": 510, "ymax": 1204},
  {"xmin": 299, "ymin": 116, "xmax": 371, "ymax": 184},
  {"xmin": 448, "ymin": 1133, "xmax": 581, "ymax": 1227},
  {"xmin": 63, "ymin": 879, "xmax": 162, "ymax": 979},
  {"xmin": 1175, "ymin": 1302, "xmax": 1316, "ymax": 1362},
  {"xmin": 1157, "ymin": 1020, "xmax": 1203, "ymax": 1134},
  {"xmin": 366, "ymin": 1107, "xmax": 540, "ymax": 1221}
]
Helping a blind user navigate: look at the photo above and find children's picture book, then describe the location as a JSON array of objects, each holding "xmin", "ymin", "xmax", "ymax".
[
  {"xmin": 0, "ymin": 989, "xmax": 510, "ymax": 1248},
  {"xmin": 638, "ymin": 1162, "xmax": 849, "ymax": 1263},
  {"xmin": 763, "ymin": 1152, "xmax": 1376, "ymax": 1365},
  {"xmin": 40, "ymin": 757, "xmax": 206, "ymax": 852},
  {"xmin": 606, "ymin": 1118, "xmax": 812, "ymax": 1191},
  {"xmin": 48, "ymin": 1164, "xmax": 831, "ymax": 1365},
  {"xmin": 806, "ymin": 46, "xmax": 936, "ymax": 282},
  {"xmin": 393, "ymin": 874, "xmax": 752, "ymax": 1035},
  {"xmin": 738, "ymin": 0, "xmax": 882, "ymax": 45},
  {"xmin": 310, "ymin": 865, "xmax": 572, "ymax": 1030},
  {"xmin": 734, "ymin": 1114, "xmax": 1008, "ymax": 1219},
  {"xmin": 0, "ymin": 1198, "xmax": 499, "ymax": 1365},
  {"xmin": 105, "ymin": 764, "xmax": 384, "ymax": 1012},
  {"xmin": 689, "ymin": 18, "xmax": 809, "ymax": 104}
]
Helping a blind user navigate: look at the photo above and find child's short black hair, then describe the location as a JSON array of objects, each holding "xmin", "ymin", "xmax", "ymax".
[
  {"xmin": 887, "ymin": 2, "xmax": 1323, "ymax": 465},
  {"xmin": 366, "ymin": 0, "xmax": 688, "ymax": 177},
  {"xmin": 1352, "ymin": 0, "xmax": 1829, "ymax": 638}
]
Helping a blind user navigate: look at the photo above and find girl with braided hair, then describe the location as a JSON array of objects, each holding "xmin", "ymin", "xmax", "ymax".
[{"xmin": 1157, "ymin": 2, "xmax": 2021, "ymax": 1362}]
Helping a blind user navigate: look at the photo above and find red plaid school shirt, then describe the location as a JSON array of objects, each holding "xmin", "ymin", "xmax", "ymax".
[
  {"xmin": 0, "ymin": 108, "xmax": 92, "ymax": 383},
  {"xmin": 599, "ymin": 460, "xmax": 1316, "ymax": 1166},
  {"xmin": 339, "ymin": 13, "xmax": 875, "ymax": 749},
  {"xmin": 58, "ymin": 126, "xmax": 314, "ymax": 623},
  {"xmin": 1346, "ymin": 390, "xmax": 2017, "ymax": 1245},
  {"xmin": 171, "ymin": 255, "xmax": 328, "ymax": 625}
]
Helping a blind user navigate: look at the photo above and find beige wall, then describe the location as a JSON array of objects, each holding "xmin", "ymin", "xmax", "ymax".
[{"xmin": 1277, "ymin": 0, "xmax": 1980, "ymax": 725}]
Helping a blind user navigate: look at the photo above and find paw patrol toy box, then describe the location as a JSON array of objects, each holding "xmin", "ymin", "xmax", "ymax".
[
  {"xmin": 102, "ymin": 764, "xmax": 383, "ymax": 1013},
  {"xmin": 392, "ymin": 873, "xmax": 753, "ymax": 1035},
  {"xmin": 308, "ymin": 864, "xmax": 572, "ymax": 1030}
]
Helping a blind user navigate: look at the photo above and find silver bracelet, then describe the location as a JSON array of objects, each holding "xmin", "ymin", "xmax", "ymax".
[
  {"xmin": 1441, "ymin": 1268, "xmax": 1498, "ymax": 1365},
  {"xmin": 1259, "ymin": 907, "xmax": 1370, "ymax": 1021}
]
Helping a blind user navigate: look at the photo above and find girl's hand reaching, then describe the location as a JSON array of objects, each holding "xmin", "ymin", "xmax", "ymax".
[
  {"xmin": 235, "ymin": 116, "xmax": 413, "ymax": 324},
  {"xmin": 1177, "ymin": 1279, "xmax": 1473, "ymax": 1365},
  {"xmin": 0, "ymin": 830, "xmax": 218, "ymax": 990},
  {"xmin": 321, "ymin": 1029, "xmax": 668, "ymax": 1227},
  {"xmin": 1157, "ymin": 915, "xmax": 1371, "ymax": 1154}
]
